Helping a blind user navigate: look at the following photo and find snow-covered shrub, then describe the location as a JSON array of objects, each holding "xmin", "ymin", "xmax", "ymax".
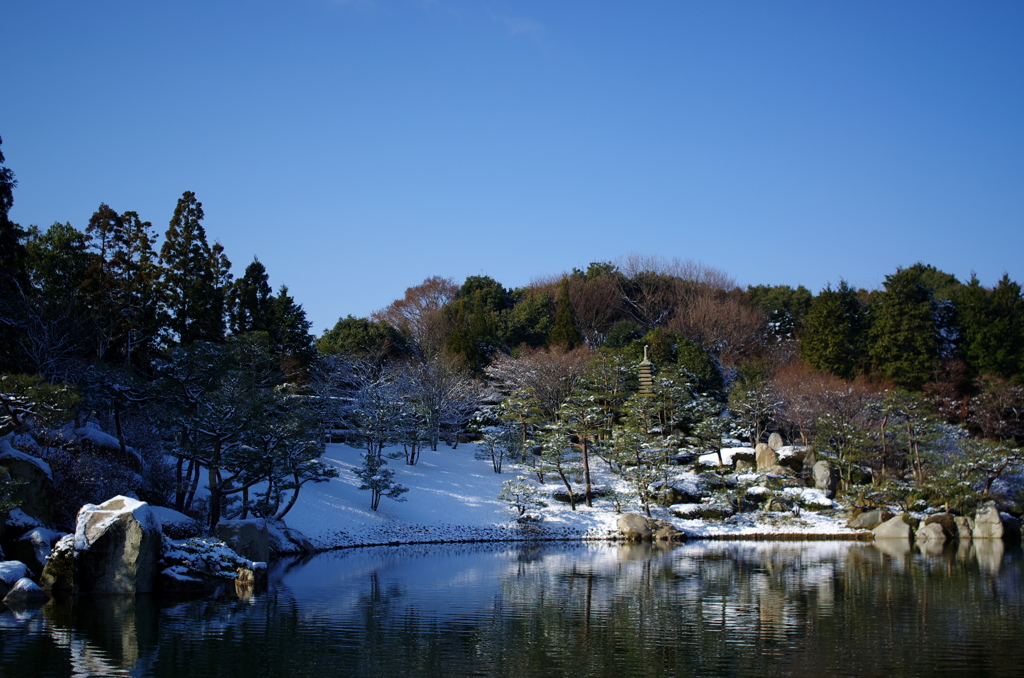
[
  {"xmin": 162, "ymin": 537, "xmax": 259, "ymax": 580},
  {"xmin": 498, "ymin": 476, "xmax": 546, "ymax": 522}
]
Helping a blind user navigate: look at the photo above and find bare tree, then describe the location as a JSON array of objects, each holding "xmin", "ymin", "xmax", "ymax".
[
  {"xmin": 485, "ymin": 346, "xmax": 592, "ymax": 420},
  {"xmin": 667, "ymin": 288, "xmax": 767, "ymax": 367},
  {"xmin": 373, "ymin": 276, "xmax": 458, "ymax": 356}
]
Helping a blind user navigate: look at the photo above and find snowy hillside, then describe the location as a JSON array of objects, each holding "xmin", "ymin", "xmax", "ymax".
[{"xmin": 283, "ymin": 441, "xmax": 865, "ymax": 550}]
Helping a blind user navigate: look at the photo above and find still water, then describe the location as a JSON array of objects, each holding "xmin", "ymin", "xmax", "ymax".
[{"xmin": 2, "ymin": 539, "xmax": 1023, "ymax": 677}]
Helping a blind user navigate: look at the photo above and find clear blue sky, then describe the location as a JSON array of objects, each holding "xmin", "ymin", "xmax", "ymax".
[{"xmin": 3, "ymin": 1, "xmax": 1022, "ymax": 334}]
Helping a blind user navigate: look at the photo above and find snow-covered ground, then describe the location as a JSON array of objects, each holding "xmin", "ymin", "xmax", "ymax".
[{"xmin": 283, "ymin": 442, "xmax": 868, "ymax": 550}]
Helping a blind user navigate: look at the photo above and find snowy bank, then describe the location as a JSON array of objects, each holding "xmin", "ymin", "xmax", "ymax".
[{"xmin": 282, "ymin": 442, "xmax": 869, "ymax": 550}]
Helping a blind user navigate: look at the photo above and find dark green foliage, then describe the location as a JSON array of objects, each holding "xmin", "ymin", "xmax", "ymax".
[
  {"xmin": 454, "ymin": 275, "xmax": 511, "ymax": 314},
  {"xmin": 159, "ymin": 191, "xmax": 231, "ymax": 344},
  {"xmin": 571, "ymin": 261, "xmax": 618, "ymax": 280},
  {"xmin": 82, "ymin": 205, "xmax": 164, "ymax": 362},
  {"xmin": 549, "ymin": 278, "xmax": 582, "ymax": 350},
  {"xmin": 229, "ymin": 257, "xmax": 275, "ymax": 335},
  {"xmin": 0, "ymin": 137, "xmax": 29, "ymax": 372},
  {"xmin": 799, "ymin": 281, "xmax": 867, "ymax": 380},
  {"xmin": 502, "ymin": 288, "xmax": 554, "ymax": 349},
  {"xmin": 604, "ymin": 320, "xmax": 643, "ymax": 349},
  {"xmin": 271, "ymin": 285, "xmax": 317, "ymax": 374},
  {"xmin": 868, "ymin": 266, "xmax": 943, "ymax": 390},
  {"xmin": 956, "ymin": 275, "xmax": 1024, "ymax": 380},
  {"xmin": 746, "ymin": 284, "xmax": 812, "ymax": 341},
  {"xmin": 25, "ymin": 222, "xmax": 91, "ymax": 313},
  {"xmin": 318, "ymin": 315, "xmax": 407, "ymax": 363}
]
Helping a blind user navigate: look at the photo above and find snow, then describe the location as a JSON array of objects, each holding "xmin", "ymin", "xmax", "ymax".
[
  {"xmin": 0, "ymin": 561, "xmax": 29, "ymax": 586},
  {"xmin": 281, "ymin": 442, "xmax": 866, "ymax": 550},
  {"xmin": 5, "ymin": 510, "xmax": 41, "ymax": 530},
  {"xmin": 0, "ymin": 436, "xmax": 53, "ymax": 480},
  {"xmin": 73, "ymin": 422, "xmax": 122, "ymax": 451},
  {"xmin": 698, "ymin": 446, "xmax": 754, "ymax": 467},
  {"xmin": 74, "ymin": 496, "xmax": 160, "ymax": 551}
]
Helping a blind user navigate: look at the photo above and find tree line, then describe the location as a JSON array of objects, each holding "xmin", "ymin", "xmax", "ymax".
[{"xmin": 3, "ymin": 133, "xmax": 1023, "ymax": 525}]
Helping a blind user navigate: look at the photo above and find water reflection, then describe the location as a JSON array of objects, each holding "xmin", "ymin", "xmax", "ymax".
[{"xmin": 1, "ymin": 539, "xmax": 1023, "ymax": 678}]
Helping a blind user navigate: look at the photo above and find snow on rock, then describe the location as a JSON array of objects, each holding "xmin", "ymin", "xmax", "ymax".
[
  {"xmin": 0, "ymin": 561, "xmax": 30, "ymax": 587},
  {"xmin": 150, "ymin": 506, "xmax": 202, "ymax": 539},
  {"xmin": 0, "ymin": 436, "xmax": 53, "ymax": 481},
  {"xmin": 698, "ymin": 447, "xmax": 754, "ymax": 467},
  {"xmin": 2, "ymin": 577, "xmax": 49, "ymax": 606},
  {"xmin": 73, "ymin": 496, "xmax": 162, "ymax": 594},
  {"xmin": 5, "ymin": 509, "xmax": 42, "ymax": 530},
  {"xmin": 162, "ymin": 537, "xmax": 254, "ymax": 580}
]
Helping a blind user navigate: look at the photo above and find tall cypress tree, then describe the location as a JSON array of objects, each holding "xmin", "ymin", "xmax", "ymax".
[
  {"xmin": 229, "ymin": 258, "xmax": 274, "ymax": 335},
  {"xmin": 549, "ymin": 277, "xmax": 582, "ymax": 350},
  {"xmin": 159, "ymin": 191, "xmax": 231, "ymax": 344}
]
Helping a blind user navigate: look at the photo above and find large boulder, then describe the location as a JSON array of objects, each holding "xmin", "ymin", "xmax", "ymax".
[
  {"xmin": 849, "ymin": 509, "xmax": 887, "ymax": 530},
  {"xmin": 755, "ymin": 443, "xmax": 778, "ymax": 471},
  {"xmin": 215, "ymin": 519, "xmax": 270, "ymax": 563},
  {"xmin": 74, "ymin": 496, "xmax": 162, "ymax": 594},
  {"xmin": 0, "ymin": 438, "xmax": 53, "ymax": 526},
  {"xmin": 616, "ymin": 514, "xmax": 652, "ymax": 541},
  {"xmin": 812, "ymin": 460, "xmax": 840, "ymax": 499},
  {"xmin": 973, "ymin": 501, "xmax": 1005, "ymax": 539},
  {"xmin": 955, "ymin": 516, "xmax": 974, "ymax": 541},
  {"xmin": 767, "ymin": 433, "xmax": 785, "ymax": 451},
  {"xmin": 915, "ymin": 522, "xmax": 949, "ymax": 542},
  {"xmin": 267, "ymin": 520, "xmax": 316, "ymax": 556},
  {"xmin": 0, "ymin": 560, "xmax": 30, "ymax": 598},
  {"xmin": 873, "ymin": 514, "xmax": 917, "ymax": 540},
  {"xmin": 2, "ymin": 577, "xmax": 49, "ymax": 606}
]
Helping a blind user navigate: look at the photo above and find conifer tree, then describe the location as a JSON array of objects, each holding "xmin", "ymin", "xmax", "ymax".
[
  {"xmin": 229, "ymin": 257, "xmax": 274, "ymax": 335},
  {"xmin": 798, "ymin": 281, "xmax": 867, "ymax": 380},
  {"xmin": 868, "ymin": 267, "xmax": 940, "ymax": 390},
  {"xmin": 549, "ymin": 277, "xmax": 583, "ymax": 350},
  {"xmin": 0, "ymin": 137, "xmax": 29, "ymax": 372},
  {"xmin": 159, "ymin": 191, "xmax": 231, "ymax": 344},
  {"xmin": 957, "ymin": 274, "xmax": 1024, "ymax": 380}
]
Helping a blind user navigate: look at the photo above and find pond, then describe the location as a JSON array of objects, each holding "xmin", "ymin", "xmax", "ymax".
[{"xmin": 2, "ymin": 539, "xmax": 1023, "ymax": 677}]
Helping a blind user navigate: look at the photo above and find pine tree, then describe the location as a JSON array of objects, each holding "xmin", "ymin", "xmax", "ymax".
[{"xmin": 159, "ymin": 191, "xmax": 230, "ymax": 344}]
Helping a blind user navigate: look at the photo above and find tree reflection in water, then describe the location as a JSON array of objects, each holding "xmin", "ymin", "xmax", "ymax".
[{"xmin": 1, "ymin": 539, "xmax": 1022, "ymax": 677}]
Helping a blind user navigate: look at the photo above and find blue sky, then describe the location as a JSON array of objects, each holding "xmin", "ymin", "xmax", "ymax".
[{"xmin": 3, "ymin": 1, "xmax": 1022, "ymax": 334}]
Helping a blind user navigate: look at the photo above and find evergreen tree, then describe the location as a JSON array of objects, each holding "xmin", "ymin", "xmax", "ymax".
[
  {"xmin": 549, "ymin": 277, "xmax": 582, "ymax": 350},
  {"xmin": 799, "ymin": 281, "xmax": 867, "ymax": 380},
  {"xmin": 159, "ymin": 191, "xmax": 230, "ymax": 344},
  {"xmin": 229, "ymin": 257, "xmax": 274, "ymax": 335},
  {"xmin": 318, "ymin": 315, "xmax": 406, "ymax": 363},
  {"xmin": 270, "ymin": 284, "xmax": 317, "ymax": 374},
  {"xmin": 0, "ymin": 136, "xmax": 29, "ymax": 372},
  {"xmin": 956, "ymin": 274, "xmax": 1024, "ymax": 380},
  {"xmin": 868, "ymin": 267, "xmax": 941, "ymax": 390},
  {"xmin": 746, "ymin": 284, "xmax": 813, "ymax": 341},
  {"xmin": 83, "ymin": 205, "xmax": 163, "ymax": 362}
]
